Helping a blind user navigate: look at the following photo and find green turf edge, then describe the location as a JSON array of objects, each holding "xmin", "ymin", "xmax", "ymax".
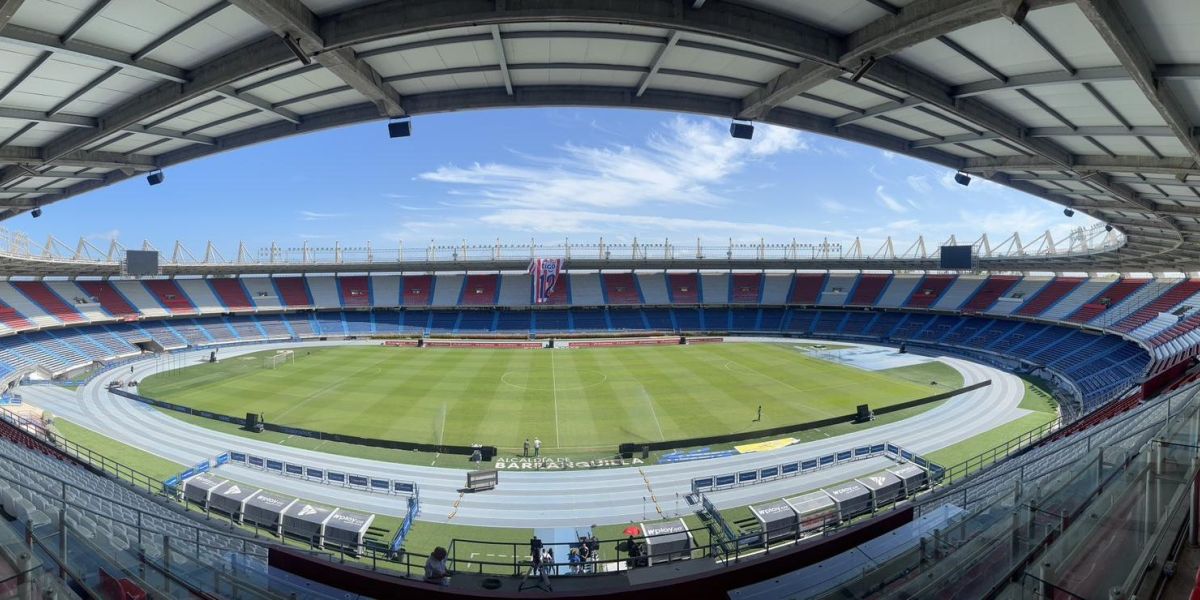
[{"xmin": 52, "ymin": 418, "xmax": 184, "ymax": 481}]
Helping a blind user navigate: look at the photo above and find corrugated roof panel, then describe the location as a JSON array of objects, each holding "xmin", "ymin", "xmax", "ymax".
[
  {"xmin": 146, "ymin": 6, "xmax": 270, "ymax": 69},
  {"xmin": 665, "ymin": 45, "xmax": 786, "ymax": 84},
  {"xmin": 510, "ymin": 68, "xmax": 642, "ymax": 89},
  {"xmin": 283, "ymin": 88, "xmax": 366, "ymax": 116},
  {"xmin": 731, "ymin": 0, "xmax": 891, "ymax": 35},
  {"xmin": 809, "ymin": 78, "xmax": 900, "ymax": 110},
  {"xmin": 1022, "ymin": 4, "xmax": 1118, "ymax": 69},
  {"xmin": 1121, "ymin": 0, "xmax": 1200, "ymax": 64},
  {"xmin": 8, "ymin": 0, "xmax": 89, "ymax": 35},
  {"xmin": 1088, "ymin": 80, "xmax": 1170, "ymax": 125},
  {"xmin": 390, "ymin": 71, "xmax": 503, "ymax": 96},
  {"xmin": 194, "ymin": 110, "xmax": 277, "ymax": 138},
  {"xmin": 648, "ymin": 73, "xmax": 756, "ymax": 98},
  {"xmin": 893, "ymin": 39, "xmax": 996, "ymax": 87},
  {"xmin": 779, "ymin": 95, "xmax": 854, "ymax": 119},
  {"xmin": 939, "ymin": 19, "xmax": 1059, "ymax": 78}
]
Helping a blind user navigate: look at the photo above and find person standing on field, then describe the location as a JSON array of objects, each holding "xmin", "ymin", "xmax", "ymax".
[
  {"xmin": 523, "ymin": 438, "xmax": 530, "ymax": 458},
  {"xmin": 534, "ymin": 437, "xmax": 541, "ymax": 457}
]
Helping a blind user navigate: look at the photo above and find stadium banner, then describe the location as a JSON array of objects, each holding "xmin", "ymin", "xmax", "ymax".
[
  {"xmin": 569, "ymin": 337, "xmax": 679, "ymax": 348},
  {"xmin": 529, "ymin": 258, "xmax": 565, "ymax": 304}
]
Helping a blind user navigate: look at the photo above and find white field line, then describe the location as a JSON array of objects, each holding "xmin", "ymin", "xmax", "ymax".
[
  {"xmin": 551, "ymin": 348, "xmax": 561, "ymax": 447},
  {"xmin": 644, "ymin": 390, "xmax": 666, "ymax": 441}
]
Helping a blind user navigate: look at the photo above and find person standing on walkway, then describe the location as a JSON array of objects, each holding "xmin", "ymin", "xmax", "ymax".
[
  {"xmin": 534, "ymin": 437, "xmax": 541, "ymax": 457},
  {"xmin": 523, "ymin": 438, "xmax": 530, "ymax": 458}
]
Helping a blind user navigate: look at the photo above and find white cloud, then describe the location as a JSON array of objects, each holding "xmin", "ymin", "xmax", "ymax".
[
  {"xmin": 299, "ymin": 211, "xmax": 347, "ymax": 221},
  {"xmin": 84, "ymin": 229, "xmax": 121, "ymax": 242},
  {"xmin": 906, "ymin": 175, "xmax": 932, "ymax": 194},
  {"xmin": 477, "ymin": 209, "xmax": 849, "ymax": 239},
  {"xmin": 417, "ymin": 116, "xmax": 807, "ymax": 210},
  {"xmin": 875, "ymin": 186, "xmax": 908, "ymax": 213},
  {"xmin": 881, "ymin": 150, "xmax": 897, "ymax": 160}
]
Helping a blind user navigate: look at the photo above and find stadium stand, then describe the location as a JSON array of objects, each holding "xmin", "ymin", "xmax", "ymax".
[
  {"xmin": 1041, "ymin": 278, "xmax": 1118, "ymax": 321},
  {"xmin": 1065, "ymin": 278, "xmax": 1148, "ymax": 324},
  {"xmin": 76, "ymin": 281, "xmax": 139, "ymax": 319},
  {"xmin": 460, "ymin": 275, "xmax": 500, "ymax": 306},
  {"xmin": 1016, "ymin": 277, "xmax": 1085, "ymax": 317},
  {"xmin": 142, "ymin": 279, "xmax": 197, "ymax": 315},
  {"xmin": 602, "ymin": 274, "xmax": 643, "ymax": 304},
  {"xmin": 541, "ymin": 273, "xmax": 571, "ymax": 305},
  {"xmin": 932, "ymin": 276, "xmax": 985, "ymax": 311},
  {"xmin": 44, "ymin": 281, "xmax": 107, "ymax": 322},
  {"xmin": 431, "ymin": 274, "xmax": 463, "ymax": 307},
  {"xmin": 761, "ymin": 274, "xmax": 791, "ymax": 305},
  {"xmin": 960, "ymin": 275, "xmax": 1020, "ymax": 313},
  {"xmin": 788, "ymin": 273, "xmax": 826, "ymax": 305},
  {"xmin": 207, "ymin": 278, "xmax": 255, "ymax": 312},
  {"xmin": 401, "ymin": 275, "xmax": 434, "ymax": 306},
  {"xmin": 876, "ymin": 275, "xmax": 921, "ymax": 308},
  {"xmin": 818, "ymin": 273, "xmax": 858, "ymax": 306},
  {"xmin": 175, "ymin": 279, "xmax": 224, "ymax": 314},
  {"xmin": 701, "ymin": 274, "xmax": 729, "ymax": 305},
  {"xmin": 307, "ymin": 275, "xmax": 342, "ymax": 309},
  {"xmin": 904, "ymin": 275, "xmax": 957, "ymax": 309},
  {"xmin": 274, "ymin": 277, "xmax": 314, "ymax": 308},
  {"xmin": 238, "ymin": 277, "xmax": 282, "ymax": 310},
  {"xmin": 113, "ymin": 280, "xmax": 169, "ymax": 318},
  {"xmin": 1115, "ymin": 280, "xmax": 1200, "ymax": 333},
  {"xmin": 848, "ymin": 274, "xmax": 891, "ymax": 306},
  {"xmin": 730, "ymin": 274, "xmax": 762, "ymax": 303},
  {"xmin": 638, "ymin": 273, "xmax": 670, "ymax": 305},
  {"xmin": 371, "ymin": 275, "xmax": 401, "ymax": 308},
  {"xmin": 338, "ymin": 276, "xmax": 372, "ymax": 308},
  {"xmin": 667, "ymin": 273, "xmax": 701, "ymax": 304},
  {"xmin": 0, "ymin": 282, "xmax": 59, "ymax": 328},
  {"xmin": 496, "ymin": 274, "xmax": 530, "ymax": 306},
  {"xmin": 986, "ymin": 277, "xmax": 1050, "ymax": 316}
]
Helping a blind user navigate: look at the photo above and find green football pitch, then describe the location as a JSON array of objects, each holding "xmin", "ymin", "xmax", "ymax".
[{"xmin": 138, "ymin": 343, "xmax": 961, "ymax": 452}]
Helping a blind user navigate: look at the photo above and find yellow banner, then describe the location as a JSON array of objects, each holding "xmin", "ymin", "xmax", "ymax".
[{"xmin": 735, "ymin": 438, "xmax": 796, "ymax": 454}]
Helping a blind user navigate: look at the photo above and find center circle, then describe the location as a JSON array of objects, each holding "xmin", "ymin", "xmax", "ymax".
[{"xmin": 500, "ymin": 368, "xmax": 609, "ymax": 392}]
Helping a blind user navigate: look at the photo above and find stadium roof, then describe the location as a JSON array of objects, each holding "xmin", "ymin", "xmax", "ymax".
[{"xmin": 0, "ymin": 0, "xmax": 1198, "ymax": 272}]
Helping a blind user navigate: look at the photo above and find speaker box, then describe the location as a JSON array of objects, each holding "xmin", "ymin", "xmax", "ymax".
[
  {"xmin": 729, "ymin": 122, "xmax": 754, "ymax": 140},
  {"xmin": 388, "ymin": 120, "xmax": 412, "ymax": 138},
  {"xmin": 146, "ymin": 171, "xmax": 164, "ymax": 185},
  {"xmin": 246, "ymin": 412, "xmax": 258, "ymax": 428}
]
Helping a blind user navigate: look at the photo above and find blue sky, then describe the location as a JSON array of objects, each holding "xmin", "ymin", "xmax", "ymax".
[{"xmin": 21, "ymin": 108, "xmax": 1098, "ymax": 255}]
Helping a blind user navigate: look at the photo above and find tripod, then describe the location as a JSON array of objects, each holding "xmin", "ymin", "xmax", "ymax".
[{"xmin": 518, "ymin": 559, "xmax": 552, "ymax": 592}]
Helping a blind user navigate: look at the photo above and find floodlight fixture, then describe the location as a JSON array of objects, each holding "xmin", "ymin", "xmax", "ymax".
[{"xmin": 954, "ymin": 172, "xmax": 971, "ymax": 186}]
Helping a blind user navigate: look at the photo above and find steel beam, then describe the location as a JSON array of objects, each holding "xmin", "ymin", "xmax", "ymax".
[
  {"xmin": 228, "ymin": 0, "xmax": 405, "ymax": 117},
  {"xmin": 132, "ymin": 2, "xmax": 230, "ymax": 62},
  {"xmin": 636, "ymin": 30, "xmax": 678, "ymax": 98},
  {"xmin": 215, "ymin": 86, "xmax": 300, "ymax": 124},
  {"xmin": 47, "ymin": 66, "xmax": 121, "ymax": 116},
  {"xmin": 0, "ymin": 146, "xmax": 155, "ymax": 170},
  {"xmin": 61, "ymin": 0, "xmax": 113, "ymax": 43},
  {"xmin": 491, "ymin": 25, "xmax": 513, "ymax": 96},
  {"xmin": 964, "ymin": 155, "xmax": 1200, "ymax": 176},
  {"xmin": 41, "ymin": 34, "xmax": 295, "ymax": 164},
  {"xmin": 1076, "ymin": 0, "xmax": 1200, "ymax": 165},
  {"xmin": 0, "ymin": 0, "xmax": 22, "ymax": 29},
  {"xmin": 0, "ymin": 24, "xmax": 186, "ymax": 83}
]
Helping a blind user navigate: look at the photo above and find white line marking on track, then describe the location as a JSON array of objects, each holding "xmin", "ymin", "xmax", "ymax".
[{"xmin": 551, "ymin": 348, "xmax": 561, "ymax": 447}]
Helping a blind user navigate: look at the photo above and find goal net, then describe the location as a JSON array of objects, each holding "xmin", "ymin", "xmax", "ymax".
[{"xmin": 264, "ymin": 350, "xmax": 294, "ymax": 370}]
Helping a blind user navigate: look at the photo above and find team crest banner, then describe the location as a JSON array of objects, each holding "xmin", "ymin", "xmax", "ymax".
[{"xmin": 530, "ymin": 258, "xmax": 565, "ymax": 304}]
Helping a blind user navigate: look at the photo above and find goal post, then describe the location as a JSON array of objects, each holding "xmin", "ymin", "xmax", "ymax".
[{"xmin": 264, "ymin": 350, "xmax": 295, "ymax": 370}]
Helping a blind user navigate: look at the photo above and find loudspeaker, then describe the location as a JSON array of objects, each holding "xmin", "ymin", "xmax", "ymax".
[
  {"xmin": 898, "ymin": 342, "xmax": 907, "ymax": 354},
  {"xmin": 246, "ymin": 412, "xmax": 258, "ymax": 428},
  {"xmin": 146, "ymin": 171, "xmax": 164, "ymax": 186},
  {"xmin": 388, "ymin": 120, "xmax": 412, "ymax": 138},
  {"xmin": 642, "ymin": 446, "xmax": 650, "ymax": 459},
  {"xmin": 729, "ymin": 122, "xmax": 754, "ymax": 140},
  {"xmin": 856, "ymin": 404, "xmax": 871, "ymax": 423}
]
